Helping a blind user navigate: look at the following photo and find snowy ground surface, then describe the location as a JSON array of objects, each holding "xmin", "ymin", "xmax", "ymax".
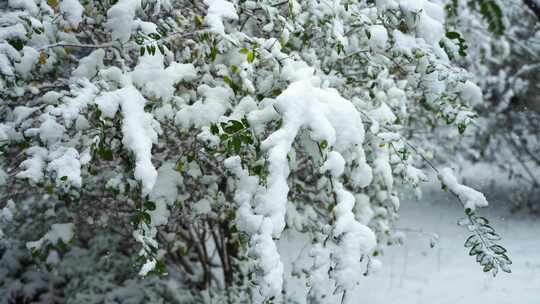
[{"xmin": 280, "ymin": 181, "xmax": 540, "ymax": 304}]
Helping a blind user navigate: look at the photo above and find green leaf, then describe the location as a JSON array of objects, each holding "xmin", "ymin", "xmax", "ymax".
[
  {"xmin": 60, "ymin": 176, "xmax": 68, "ymax": 181},
  {"xmin": 501, "ymin": 263, "xmax": 512, "ymax": 273},
  {"xmin": 210, "ymin": 124, "xmax": 219, "ymax": 135},
  {"xmin": 194, "ymin": 15, "xmax": 204, "ymax": 27},
  {"xmin": 175, "ymin": 160, "xmax": 184, "ymax": 172},
  {"xmin": 497, "ymin": 253, "xmax": 512, "ymax": 264},
  {"xmin": 140, "ymin": 46, "xmax": 145, "ymax": 56},
  {"xmin": 141, "ymin": 212, "xmax": 152, "ymax": 224},
  {"xmin": 144, "ymin": 201, "xmax": 157, "ymax": 211},
  {"xmin": 446, "ymin": 31, "xmax": 461, "ymax": 39},
  {"xmin": 464, "ymin": 235, "xmax": 479, "ymax": 248},
  {"xmin": 458, "ymin": 123, "xmax": 466, "ymax": 134},
  {"xmin": 490, "ymin": 245, "xmax": 507, "ymax": 254},
  {"xmin": 57, "ymin": 239, "xmax": 68, "ymax": 252},
  {"xmin": 241, "ymin": 117, "xmax": 250, "ymax": 128},
  {"xmin": 479, "ymin": 224, "xmax": 495, "ymax": 233},
  {"xmin": 45, "ymin": 184, "xmax": 54, "ymax": 194},
  {"xmin": 485, "ymin": 231, "xmax": 501, "ymax": 241},
  {"xmin": 469, "ymin": 243, "xmax": 483, "ymax": 256},
  {"xmin": 99, "ymin": 147, "xmax": 113, "ymax": 161},
  {"xmin": 476, "ymin": 252, "xmax": 486, "ymax": 263},
  {"xmin": 224, "ymin": 120, "xmax": 244, "ymax": 134},
  {"xmin": 241, "ymin": 133, "xmax": 253, "ymax": 144},
  {"xmin": 8, "ymin": 39, "xmax": 24, "ymax": 51},
  {"xmin": 148, "ymin": 33, "xmax": 161, "ymax": 40},
  {"xmin": 247, "ymin": 51, "xmax": 255, "ymax": 63},
  {"xmin": 442, "ymin": 184, "xmax": 449, "ymax": 192},
  {"xmin": 31, "ymin": 248, "xmax": 41, "ymax": 258},
  {"xmin": 154, "ymin": 260, "xmax": 168, "ymax": 276},
  {"xmin": 220, "ymin": 134, "xmax": 229, "ymax": 141},
  {"xmin": 320, "ymin": 140, "xmax": 328, "ymax": 150},
  {"xmin": 210, "ymin": 45, "xmax": 218, "ymax": 61},
  {"xmin": 231, "ymin": 135, "xmax": 241, "ymax": 154},
  {"xmin": 475, "ymin": 216, "xmax": 489, "ymax": 225}
]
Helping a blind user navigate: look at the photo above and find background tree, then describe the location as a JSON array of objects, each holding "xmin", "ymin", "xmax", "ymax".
[{"xmin": 445, "ymin": 0, "xmax": 540, "ymax": 213}]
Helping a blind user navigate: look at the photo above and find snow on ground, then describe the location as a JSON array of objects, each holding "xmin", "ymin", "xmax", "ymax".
[{"xmin": 280, "ymin": 182, "xmax": 540, "ymax": 303}]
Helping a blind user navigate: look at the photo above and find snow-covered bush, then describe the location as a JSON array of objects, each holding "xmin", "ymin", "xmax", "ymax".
[
  {"xmin": 445, "ymin": 0, "xmax": 540, "ymax": 213},
  {"xmin": 0, "ymin": 0, "xmax": 512, "ymax": 302}
]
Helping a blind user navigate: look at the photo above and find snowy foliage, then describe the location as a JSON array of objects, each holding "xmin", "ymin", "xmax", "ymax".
[{"xmin": 0, "ymin": 0, "xmax": 516, "ymax": 302}]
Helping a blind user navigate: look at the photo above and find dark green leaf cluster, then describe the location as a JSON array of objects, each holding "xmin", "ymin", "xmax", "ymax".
[
  {"xmin": 210, "ymin": 118, "xmax": 254, "ymax": 155},
  {"xmin": 461, "ymin": 210, "xmax": 512, "ymax": 277},
  {"xmin": 135, "ymin": 30, "xmax": 168, "ymax": 56},
  {"xmin": 445, "ymin": 31, "xmax": 468, "ymax": 57}
]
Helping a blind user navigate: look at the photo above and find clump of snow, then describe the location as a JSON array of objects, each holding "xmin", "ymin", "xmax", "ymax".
[
  {"xmin": 355, "ymin": 193, "xmax": 375, "ymax": 225},
  {"xmin": 259, "ymin": 76, "xmax": 365, "ymax": 237},
  {"xmin": 459, "ymin": 80, "xmax": 483, "ymax": 106},
  {"xmin": 351, "ymin": 161, "xmax": 373, "ymax": 188},
  {"xmin": 16, "ymin": 147, "xmax": 48, "ymax": 183},
  {"xmin": 96, "ymin": 86, "xmax": 159, "ymax": 195},
  {"xmin": 392, "ymin": 29, "xmax": 418, "ymax": 57},
  {"xmin": 131, "ymin": 54, "xmax": 197, "ymax": 101},
  {"xmin": 59, "ymin": 0, "xmax": 84, "ymax": 28},
  {"xmin": 438, "ymin": 167, "xmax": 488, "ymax": 211},
  {"xmin": 175, "ymin": 85, "xmax": 233, "ymax": 128},
  {"xmin": 106, "ymin": 0, "xmax": 141, "ymax": 42},
  {"xmin": 14, "ymin": 47, "xmax": 39, "ymax": 78},
  {"xmin": 194, "ymin": 198, "xmax": 212, "ymax": 215},
  {"xmin": 332, "ymin": 182, "xmax": 377, "ymax": 290},
  {"xmin": 1, "ymin": 200, "xmax": 15, "ymax": 222},
  {"xmin": 139, "ymin": 258, "xmax": 157, "ymax": 276},
  {"xmin": 374, "ymin": 149, "xmax": 393, "ymax": 189},
  {"xmin": 42, "ymin": 91, "xmax": 63, "ymax": 104},
  {"xmin": 0, "ymin": 23, "xmax": 26, "ymax": 41},
  {"xmin": 306, "ymin": 242, "xmax": 333, "ymax": 298},
  {"xmin": 251, "ymin": 218, "xmax": 284, "ymax": 298},
  {"xmin": 280, "ymin": 60, "xmax": 316, "ymax": 84},
  {"xmin": 51, "ymin": 80, "xmax": 99, "ymax": 125},
  {"xmin": 369, "ymin": 24, "xmax": 388, "ymax": 50},
  {"xmin": 376, "ymin": 0, "xmax": 398, "ymax": 10},
  {"xmin": 26, "ymin": 223, "xmax": 75, "ymax": 251},
  {"xmin": 148, "ymin": 163, "xmax": 182, "ymax": 226},
  {"xmin": 72, "ymin": 49, "xmax": 105, "ymax": 79},
  {"xmin": 225, "ymin": 156, "xmax": 283, "ymax": 299},
  {"xmin": 8, "ymin": 0, "xmax": 39, "ymax": 15},
  {"xmin": 38, "ymin": 115, "xmax": 66, "ymax": 146},
  {"xmin": 204, "ymin": 0, "xmax": 238, "ymax": 36},
  {"xmin": 396, "ymin": 0, "xmax": 445, "ymax": 55},
  {"xmin": 13, "ymin": 106, "xmax": 37, "ymax": 125},
  {"xmin": 321, "ymin": 151, "xmax": 346, "ymax": 177},
  {"xmin": 370, "ymin": 102, "xmax": 396, "ymax": 126},
  {"xmin": 47, "ymin": 148, "xmax": 82, "ymax": 188}
]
